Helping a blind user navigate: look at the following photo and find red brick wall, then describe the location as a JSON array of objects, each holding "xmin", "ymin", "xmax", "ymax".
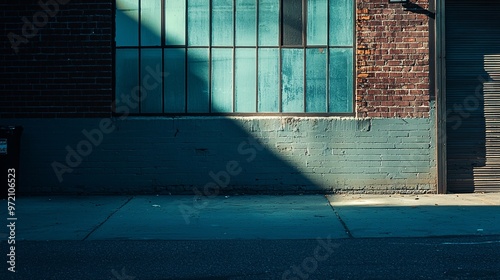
[
  {"xmin": 0, "ymin": 0, "xmax": 113, "ymax": 118},
  {"xmin": 356, "ymin": 0, "xmax": 431, "ymax": 118}
]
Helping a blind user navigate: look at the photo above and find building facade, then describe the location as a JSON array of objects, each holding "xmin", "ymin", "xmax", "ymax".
[{"xmin": 1, "ymin": 0, "xmax": 498, "ymax": 194}]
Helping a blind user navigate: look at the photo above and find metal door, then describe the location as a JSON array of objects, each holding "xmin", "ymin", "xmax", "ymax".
[{"xmin": 445, "ymin": 0, "xmax": 500, "ymax": 192}]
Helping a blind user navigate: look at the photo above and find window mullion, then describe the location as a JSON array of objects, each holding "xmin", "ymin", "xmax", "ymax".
[
  {"xmin": 326, "ymin": 0, "xmax": 330, "ymax": 113},
  {"xmin": 161, "ymin": 0, "xmax": 165, "ymax": 113},
  {"xmin": 255, "ymin": 0, "xmax": 259, "ymax": 112},
  {"xmin": 278, "ymin": 0, "xmax": 283, "ymax": 112},
  {"xmin": 303, "ymin": 0, "xmax": 307, "ymax": 112},
  {"xmin": 138, "ymin": 0, "xmax": 142, "ymax": 113},
  {"xmin": 184, "ymin": 0, "xmax": 188, "ymax": 113},
  {"xmin": 208, "ymin": 0, "xmax": 213, "ymax": 113},
  {"xmin": 232, "ymin": 0, "xmax": 236, "ymax": 113}
]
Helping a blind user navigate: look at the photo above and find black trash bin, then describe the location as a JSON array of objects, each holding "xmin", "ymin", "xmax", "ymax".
[{"xmin": 0, "ymin": 126, "xmax": 23, "ymax": 199}]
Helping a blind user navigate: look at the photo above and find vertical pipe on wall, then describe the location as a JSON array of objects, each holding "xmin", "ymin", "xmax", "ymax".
[{"xmin": 435, "ymin": 0, "xmax": 447, "ymax": 193}]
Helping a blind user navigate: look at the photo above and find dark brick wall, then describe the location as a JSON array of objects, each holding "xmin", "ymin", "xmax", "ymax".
[
  {"xmin": 356, "ymin": 0, "xmax": 431, "ymax": 118},
  {"xmin": 0, "ymin": 0, "xmax": 113, "ymax": 118}
]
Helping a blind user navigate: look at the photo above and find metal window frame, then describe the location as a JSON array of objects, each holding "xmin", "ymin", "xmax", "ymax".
[{"xmin": 113, "ymin": 0, "xmax": 356, "ymax": 116}]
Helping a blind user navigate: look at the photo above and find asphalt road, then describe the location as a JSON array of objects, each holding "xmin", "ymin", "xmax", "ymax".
[{"xmin": 1, "ymin": 235, "xmax": 499, "ymax": 280}]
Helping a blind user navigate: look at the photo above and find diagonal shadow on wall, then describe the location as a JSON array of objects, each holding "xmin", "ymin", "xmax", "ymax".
[{"xmin": 107, "ymin": 5, "xmax": 325, "ymax": 194}]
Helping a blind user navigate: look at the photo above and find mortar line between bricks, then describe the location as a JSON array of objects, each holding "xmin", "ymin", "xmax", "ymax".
[
  {"xmin": 82, "ymin": 196, "xmax": 134, "ymax": 241},
  {"xmin": 325, "ymin": 196, "xmax": 353, "ymax": 238}
]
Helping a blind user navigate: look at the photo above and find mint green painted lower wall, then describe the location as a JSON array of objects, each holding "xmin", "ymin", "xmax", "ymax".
[{"xmin": 1, "ymin": 117, "xmax": 436, "ymax": 194}]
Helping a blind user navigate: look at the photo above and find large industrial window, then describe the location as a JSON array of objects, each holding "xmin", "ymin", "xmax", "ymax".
[{"xmin": 115, "ymin": 0, "xmax": 354, "ymax": 114}]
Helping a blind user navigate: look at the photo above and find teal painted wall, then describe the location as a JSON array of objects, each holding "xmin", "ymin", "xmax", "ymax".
[{"xmin": 1, "ymin": 117, "xmax": 436, "ymax": 194}]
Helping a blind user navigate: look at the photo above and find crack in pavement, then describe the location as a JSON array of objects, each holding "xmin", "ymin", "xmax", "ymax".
[
  {"xmin": 324, "ymin": 195, "xmax": 353, "ymax": 238},
  {"xmin": 82, "ymin": 196, "xmax": 134, "ymax": 241}
]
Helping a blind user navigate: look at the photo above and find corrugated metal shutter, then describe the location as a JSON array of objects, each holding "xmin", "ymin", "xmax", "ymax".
[{"xmin": 446, "ymin": 0, "xmax": 500, "ymax": 192}]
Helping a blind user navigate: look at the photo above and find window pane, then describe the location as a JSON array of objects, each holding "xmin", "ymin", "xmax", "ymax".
[
  {"xmin": 307, "ymin": 0, "xmax": 327, "ymax": 45},
  {"xmin": 258, "ymin": 0, "xmax": 279, "ymax": 46},
  {"xmin": 281, "ymin": 48, "xmax": 304, "ymax": 112},
  {"xmin": 187, "ymin": 48, "xmax": 210, "ymax": 112},
  {"xmin": 235, "ymin": 48, "xmax": 256, "ymax": 112},
  {"xmin": 116, "ymin": 0, "xmax": 138, "ymax": 46},
  {"xmin": 188, "ymin": 0, "xmax": 209, "ymax": 46},
  {"xmin": 211, "ymin": 48, "xmax": 233, "ymax": 112},
  {"xmin": 306, "ymin": 48, "xmax": 327, "ymax": 112},
  {"xmin": 329, "ymin": 0, "xmax": 353, "ymax": 46},
  {"xmin": 140, "ymin": 49, "xmax": 163, "ymax": 113},
  {"xmin": 140, "ymin": 0, "xmax": 161, "ymax": 46},
  {"xmin": 329, "ymin": 48, "xmax": 353, "ymax": 113},
  {"xmin": 164, "ymin": 48, "xmax": 186, "ymax": 113},
  {"xmin": 116, "ymin": 49, "xmax": 139, "ymax": 113},
  {"xmin": 236, "ymin": 0, "xmax": 257, "ymax": 46},
  {"xmin": 212, "ymin": 0, "xmax": 234, "ymax": 46},
  {"xmin": 282, "ymin": 0, "xmax": 303, "ymax": 46},
  {"xmin": 258, "ymin": 48, "xmax": 279, "ymax": 112},
  {"xmin": 165, "ymin": 0, "xmax": 186, "ymax": 45}
]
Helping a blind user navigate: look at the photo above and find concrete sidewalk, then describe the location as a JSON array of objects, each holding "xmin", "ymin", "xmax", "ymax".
[
  {"xmin": 328, "ymin": 193, "xmax": 500, "ymax": 238},
  {"xmin": 2, "ymin": 193, "xmax": 500, "ymax": 241}
]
